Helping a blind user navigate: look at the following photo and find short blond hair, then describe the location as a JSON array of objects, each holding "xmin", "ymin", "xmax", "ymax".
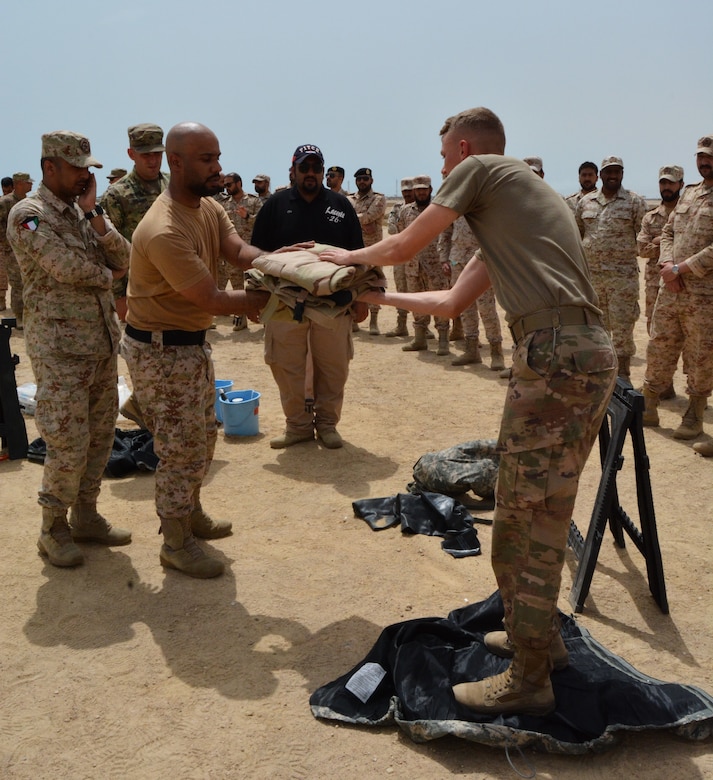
[{"xmin": 440, "ymin": 107, "xmax": 506, "ymax": 151}]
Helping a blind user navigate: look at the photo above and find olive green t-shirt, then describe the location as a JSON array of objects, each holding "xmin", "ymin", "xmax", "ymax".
[
  {"xmin": 432, "ymin": 155, "xmax": 600, "ymax": 325},
  {"xmin": 127, "ymin": 192, "xmax": 235, "ymax": 331}
]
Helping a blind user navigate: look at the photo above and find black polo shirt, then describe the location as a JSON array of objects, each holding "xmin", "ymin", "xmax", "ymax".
[{"xmin": 251, "ymin": 186, "xmax": 364, "ymax": 252}]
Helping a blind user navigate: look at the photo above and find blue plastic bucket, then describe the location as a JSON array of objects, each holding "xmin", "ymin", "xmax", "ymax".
[
  {"xmin": 220, "ymin": 390, "xmax": 260, "ymax": 436},
  {"xmin": 214, "ymin": 380, "xmax": 234, "ymax": 423}
]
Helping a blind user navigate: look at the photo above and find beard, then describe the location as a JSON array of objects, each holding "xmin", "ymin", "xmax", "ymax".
[{"xmin": 661, "ymin": 189, "xmax": 679, "ymax": 203}]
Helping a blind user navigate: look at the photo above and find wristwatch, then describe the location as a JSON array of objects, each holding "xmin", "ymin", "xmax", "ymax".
[
  {"xmin": 672, "ymin": 264, "xmax": 680, "ymax": 276},
  {"xmin": 84, "ymin": 205, "xmax": 104, "ymax": 220}
]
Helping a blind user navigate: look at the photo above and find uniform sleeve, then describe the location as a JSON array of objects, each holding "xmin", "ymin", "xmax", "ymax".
[
  {"xmin": 99, "ymin": 186, "xmax": 126, "ymax": 237},
  {"xmin": 574, "ymin": 199, "xmax": 586, "ymax": 238},
  {"xmin": 359, "ymin": 193, "xmax": 387, "ymax": 226},
  {"xmin": 8, "ymin": 203, "xmax": 113, "ymax": 289},
  {"xmin": 343, "ymin": 200, "xmax": 365, "ymax": 250},
  {"xmin": 659, "ymin": 210, "xmax": 674, "ymax": 266},
  {"xmin": 633, "ymin": 195, "xmax": 647, "ymax": 234},
  {"xmin": 636, "ymin": 212, "xmax": 659, "ymax": 259},
  {"xmin": 386, "ymin": 203, "xmax": 400, "ymax": 235},
  {"xmin": 438, "ymin": 222, "xmax": 454, "ymax": 265}
]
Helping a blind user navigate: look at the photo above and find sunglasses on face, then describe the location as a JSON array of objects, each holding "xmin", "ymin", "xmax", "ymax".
[
  {"xmin": 326, "ymin": 172, "xmax": 338, "ymax": 178},
  {"xmin": 297, "ymin": 162, "xmax": 324, "ymax": 174}
]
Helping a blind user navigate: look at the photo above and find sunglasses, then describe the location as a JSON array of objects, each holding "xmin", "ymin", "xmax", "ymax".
[
  {"xmin": 297, "ymin": 162, "xmax": 324, "ymax": 174},
  {"xmin": 326, "ymin": 172, "xmax": 338, "ymax": 178}
]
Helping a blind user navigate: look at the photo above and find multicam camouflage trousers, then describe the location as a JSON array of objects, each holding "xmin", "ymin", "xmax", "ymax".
[
  {"xmin": 405, "ymin": 256, "xmax": 450, "ymax": 331},
  {"xmin": 31, "ymin": 352, "xmax": 118, "ymax": 510},
  {"xmin": 493, "ymin": 323, "xmax": 617, "ymax": 648},
  {"xmin": 121, "ymin": 335, "xmax": 217, "ymax": 520},
  {"xmin": 451, "ymin": 261, "xmax": 502, "ymax": 344},
  {"xmin": 644, "ymin": 287, "xmax": 713, "ymax": 397},
  {"xmin": 590, "ymin": 267, "xmax": 639, "ymax": 358}
]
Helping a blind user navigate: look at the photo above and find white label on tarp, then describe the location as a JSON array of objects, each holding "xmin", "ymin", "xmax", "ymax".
[{"xmin": 345, "ymin": 662, "xmax": 387, "ymax": 703}]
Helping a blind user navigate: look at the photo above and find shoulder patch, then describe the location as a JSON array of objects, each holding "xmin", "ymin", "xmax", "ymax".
[{"xmin": 21, "ymin": 216, "xmax": 39, "ymax": 231}]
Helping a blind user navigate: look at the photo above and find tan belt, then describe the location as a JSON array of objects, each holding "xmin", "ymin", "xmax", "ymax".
[{"xmin": 509, "ymin": 306, "xmax": 602, "ymax": 344}]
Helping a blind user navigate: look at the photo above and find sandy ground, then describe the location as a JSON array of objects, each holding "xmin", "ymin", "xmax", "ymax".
[{"xmin": 1, "ymin": 261, "xmax": 712, "ymax": 780}]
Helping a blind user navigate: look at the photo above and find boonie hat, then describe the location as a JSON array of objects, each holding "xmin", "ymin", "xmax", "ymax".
[
  {"xmin": 41, "ymin": 130, "xmax": 103, "ymax": 168},
  {"xmin": 658, "ymin": 165, "xmax": 684, "ymax": 182},
  {"xmin": 292, "ymin": 144, "xmax": 324, "ymax": 165},
  {"xmin": 600, "ymin": 155, "xmax": 624, "ymax": 170},
  {"xmin": 12, "ymin": 172, "xmax": 33, "ymax": 183},
  {"xmin": 696, "ymin": 135, "xmax": 713, "ymax": 157},
  {"xmin": 128, "ymin": 123, "xmax": 165, "ymax": 153},
  {"xmin": 412, "ymin": 174, "xmax": 432, "ymax": 188}
]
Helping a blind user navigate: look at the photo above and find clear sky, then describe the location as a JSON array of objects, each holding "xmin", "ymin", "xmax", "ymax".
[{"xmin": 3, "ymin": 0, "xmax": 710, "ymax": 198}]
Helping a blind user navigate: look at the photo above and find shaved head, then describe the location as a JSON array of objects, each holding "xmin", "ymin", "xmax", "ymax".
[{"xmin": 165, "ymin": 122, "xmax": 223, "ymax": 205}]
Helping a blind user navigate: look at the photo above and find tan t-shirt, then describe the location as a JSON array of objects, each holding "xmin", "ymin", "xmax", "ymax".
[
  {"xmin": 432, "ymin": 155, "xmax": 600, "ymax": 325},
  {"xmin": 127, "ymin": 192, "xmax": 235, "ymax": 331}
]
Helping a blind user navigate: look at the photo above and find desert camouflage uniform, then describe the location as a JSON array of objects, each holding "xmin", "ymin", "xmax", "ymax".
[
  {"xmin": 100, "ymin": 169, "xmax": 169, "ymax": 297},
  {"xmin": 217, "ymin": 192, "xmax": 261, "ymax": 290},
  {"xmin": 350, "ymin": 189, "xmax": 386, "ymax": 315},
  {"xmin": 121, "ymin": 337, "xmax": 217, "ymax": 519},
  {"xmin": 637, "ymin": 202, "xmax": 675, "ymax": 323},
  {"xmin": 438, "ymin": 217, "xmax": 502, "ymax": 344},
  {"xmin": 564, "ymin": 190, "xmax": 588, "ymax": 213},
  {"xmin": 644, "ymin": 181, "xmax": 713, "ymax": 397},
  {"xmin": 0, "ymin": 192, "xmax": 24, "ymax": 320},
  {"xmin": 386, "ymin": 201, "xmax": 409, "ymax": 311},
  {"xmin": 7, "ymin": 183, "xmax": 129, "ymax": 510},
  {"xmin": 575, "ymin": 187, "xmax": 648, "ymax": 357},
  {"xmin": 398, "ymin": 202, "xmax": 449, "ymax": 332}
]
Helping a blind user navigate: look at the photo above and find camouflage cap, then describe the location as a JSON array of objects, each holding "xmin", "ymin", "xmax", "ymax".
[
  {"xmin": 696, "ymin": 135, "xmax": 713, "ymax": 157},
  {"xmin": 400, "ymin": 177, "xmax": 414, "ymax": 190},
  {"xmin": 128, "ymin": 123, "xmax": 165, "ymax": 153},
  {"xmin": 600, "ymin": 155, "xmax": 624, "ymax": 170},
  {"xmin": 658, "ymin": 165, "xmax": 684, "ymax": 182},
  {"xmin": 412, "ymin": 174, "xmax": 432, "ymax": 188},
  {"xmin": 107, "ymin": 167, "xmax": 128, "ymax": 180},
  {"xmin": 12, "ymin": 172, "xmax": 33, "ymax": 183},
  {"xmin": 41, "ymin": 130, "xmax": 103, "ymax": 168},
  {"xmin": 523, "ymin": 156, "xmax": 543, "ymax": 172},
  {"xmin": 252, "ymin": 174, "xmax": 270, "ymax": 183}
]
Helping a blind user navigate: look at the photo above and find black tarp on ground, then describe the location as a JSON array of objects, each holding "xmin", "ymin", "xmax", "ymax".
[{"xmin": 310, "ymin": 592, "xmax": 713, "ymax": 754}]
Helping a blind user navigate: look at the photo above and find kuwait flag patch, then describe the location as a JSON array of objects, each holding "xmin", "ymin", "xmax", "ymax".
[{"xmin": 21, "ymin": 217, "xmax": 39, "ymax": 231}]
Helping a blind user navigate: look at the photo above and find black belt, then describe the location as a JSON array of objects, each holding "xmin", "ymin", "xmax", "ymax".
[
  {"xmin": 509, "ymin": 307, "xmax": 603, "ymax": 344},
  {"xmin": 125, "ymin": 324, "xmax": 206, "ymax": 346}
]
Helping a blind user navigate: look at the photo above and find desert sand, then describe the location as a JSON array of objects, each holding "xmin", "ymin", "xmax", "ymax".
[{"xmin": 1, "ymin": 261, "xmax": 712, "ymax": 779}]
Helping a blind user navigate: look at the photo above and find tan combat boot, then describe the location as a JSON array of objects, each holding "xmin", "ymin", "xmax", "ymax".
[
  {"xmin": 38, "ymin": 507, "xmax": 84, "ymax": 567},
  {"xmin": 489, "ymin": 343, "xmax": 506, "ymax": 371},
  {"xmin": 402, "ymin": 325, "xmax": 428, "ymax": 352},
  {"xmin": 269, "ymin": 430, "xmax": 315, "ymax": 449},
  {"xmin": 190, "ymin": 490, "xmax": 232, "ymax": 539},
  {"xmin": 453, "ymin": 645, "xmax": 555, "ymax": 716},
  {"xmin": 70, "ymin": 503, "xmax": 132, "ymax": 545},
  {"xmin": 436, "ymin": 328, "xmax": 450, "ymax": 356},
  {"xmin": 120, "ymin": 393, "xmax": 147, "ymax": 429},
  {"xmin": 642, "ymin": 387, "xmax": 660, "ymax": 427},
  {"xmin": 484, "ymin": 630, "xmax": 569, "ymax": 671},
  {"xmin": 368, "ymin": 310, "xmax": 380, "ymax": 335},
  {"xmin": 385, "ymin": 312, "xmax": 408, "ymax": 338},
  {"xmin": 673, "ymin": 395, "xmax": 707, "ymax": 440},
  {"xmin": 693, "ymin": 440, "xmax": 713, "ymax": 457},
  {"xmin": 159, "ymin": 516, "xmax": 224, "ymax": 578},
  {"xmin": 232, "ymin": 315, "xmax": 248, "ymax": 332},
  {"xmin": 449, "ymin": 318, "xmax": 464, "ymax": 341},
  {"xmin": 451, "ymin": 337, "xmax": 482, "ymax": 366}
]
